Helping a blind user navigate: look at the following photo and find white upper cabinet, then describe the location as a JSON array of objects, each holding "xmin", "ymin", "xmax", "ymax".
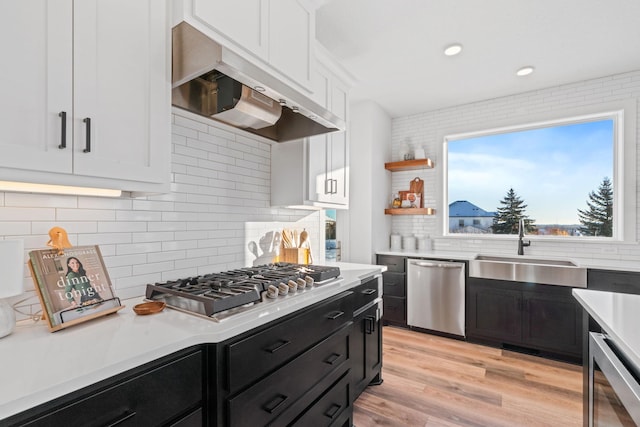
[
  {"xmin": 271, "ymin": 51, "xmax": 350, "ymax": 209},
  {"xmin": 268, "ymin": 0, "xmax": 313, "ymax": 92},
  {"xmin": 191, "ymin": 0, "xmax": 268, "ymax": 60},
  {"xmin": 0, "ymin": 0, "xmax": 73, "ymax": 174},
  {"xmin": 182, "ymin": 0, "xmax": 313, "ymax": 92},
  {"xmin": 0, "ymin": 0, "xmax": 171, "ymax": 193},
  {"xmin": 73, "ymin": 1, "xmax": 170, "ymax": 185}
]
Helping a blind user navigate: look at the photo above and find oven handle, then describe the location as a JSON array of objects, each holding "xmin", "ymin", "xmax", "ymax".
[{"xmin": 589, "ymin": 332, "xmax": 640, "ymax": 426}]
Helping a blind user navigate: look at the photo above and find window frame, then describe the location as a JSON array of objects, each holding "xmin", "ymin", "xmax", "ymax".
[{"xmin": 441, "ymin": 103, "xmax": 636, "ymax": 243}]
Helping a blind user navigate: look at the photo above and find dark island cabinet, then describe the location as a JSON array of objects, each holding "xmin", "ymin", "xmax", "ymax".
[
  {"xmin": 351, "ymin": 277, "xmax": 383, "ymax": 398},
  {"xmin": 467, "ymin": 278, "xmax": 582, "ymax": 361},
  {"xmin": 377, "ymin": 255, "xmax": 407, "ymax": 326},
  {"xmin": 211, "ymin": 290, "xmax": 365, "ymax": 427},
  {"xmin": 3, "ymin": 346, "xmax": 206, "ymax": 427}
]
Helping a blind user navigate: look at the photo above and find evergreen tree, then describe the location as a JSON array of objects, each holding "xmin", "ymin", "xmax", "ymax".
[
  {"xmin": 492, "ymin": 188, "xmax": 535, "ymax": 234},
  {"xmin": 578, "ymin": 177, "xmax": 613, "ymax": 237}
]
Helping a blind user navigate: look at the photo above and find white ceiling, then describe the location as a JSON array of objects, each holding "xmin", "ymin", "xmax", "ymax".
[{"xmin": 315, "ymin": 0, "xmax": 640, "ymax": 118}]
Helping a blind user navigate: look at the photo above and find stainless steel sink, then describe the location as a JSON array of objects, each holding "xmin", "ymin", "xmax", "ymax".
[{"xmin": 469, "ymin": 255, "xmax": 587, "ymax": 287}]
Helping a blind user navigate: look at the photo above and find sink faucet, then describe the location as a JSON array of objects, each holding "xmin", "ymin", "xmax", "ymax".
[{"xmin": 518, "ymin": 218, "xmax": 531, "ymax": 255}]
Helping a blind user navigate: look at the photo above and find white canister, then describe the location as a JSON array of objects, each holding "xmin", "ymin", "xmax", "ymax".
[
  {"xmin": 418, "ymin": 236, "xmax": 433, "ymax": 252},
  {"xmin": 390, "ymin": 234, "xmax": 402, "ymax": 252},
  {"xmin": 403, "ymin": 236, "xmax": 416, "ymax": 252}
]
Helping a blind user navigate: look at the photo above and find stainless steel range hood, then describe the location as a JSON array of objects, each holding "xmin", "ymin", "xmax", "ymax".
[{"xmin": 171, "ymin": 22, "xmax": 345, "ymax": 143}]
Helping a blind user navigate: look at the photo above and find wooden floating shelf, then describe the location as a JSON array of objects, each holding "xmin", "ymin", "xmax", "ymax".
[
  {"xmin": 385, "ymin": 208, "xmax": 436, "ymax": 216},
  {"xmin": 384, "ymin": 158, "xmax": 434, "ymax": 172}
]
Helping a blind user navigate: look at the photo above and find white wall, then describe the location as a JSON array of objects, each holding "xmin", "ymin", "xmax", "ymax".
[
  {"xmin": 2, "ymin": 110, "xmax": 323, "ymax": 320},
  {"xmin": 338, "ymin": 100, "xmax": 391, "ymax": 264},
  {"xmin": 389, "ymin": 70, "xmax": 640, "ymax": 262}
]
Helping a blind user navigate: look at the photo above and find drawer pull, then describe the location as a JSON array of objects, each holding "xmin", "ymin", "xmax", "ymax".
[
  {"xmin": 324, "ymin": 352, "xmax": 341, "ymax": 365},
  {"xmin": 105, "ymin": 410, "xmax": 137, "ymax": 427},
  {"xmin": 326, "ymin": 310, "xmax": 344, "ymax": 320},
  {"xmin": 324, "ymin": 403, "xmax": 342, "ymax": 419},
  {"xmin": 264, "ymin": 339, "xmax": 291, "ymax": 353},
  {"xmin": 361, "ymin": 288, "xmax": 376, "ymax": 295},
  {"xmin": 263, "ymin": 394, "xmax": 288, "ymax": 414}
]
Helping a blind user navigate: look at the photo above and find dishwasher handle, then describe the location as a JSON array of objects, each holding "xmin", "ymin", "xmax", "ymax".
[{"xmin": 409, "ymin": 261, "xmax": 464, "ymax": 269}]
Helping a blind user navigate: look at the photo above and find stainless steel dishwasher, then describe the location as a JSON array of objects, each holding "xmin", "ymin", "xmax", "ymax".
[{"xmin": 407, "ymin": 259, "xmax": 466, "ymax": 337}]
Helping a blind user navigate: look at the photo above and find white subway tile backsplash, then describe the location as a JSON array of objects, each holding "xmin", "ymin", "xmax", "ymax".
[
  {"xmin": 0, "ymin": 223, "xmax": 31, "ymax": 235},
  {"xmin": 0, "ymin": 207, "xmax": 55, "ymax": 221},
  {"xmin": 77, "ymin": 233, "xmax": 132, "ymax": 246},
  {"xmin": 98, "ymin": 222, "xmax": 147, "ymax": 233},
  {"xmin": 5, "ymin": 193, "xmax": 78, "ymax": 208}
]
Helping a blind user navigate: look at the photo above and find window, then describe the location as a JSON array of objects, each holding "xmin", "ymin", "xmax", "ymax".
[{"xmin": 445, "ymin": 112, "xmax": 622, "ymax": 239}]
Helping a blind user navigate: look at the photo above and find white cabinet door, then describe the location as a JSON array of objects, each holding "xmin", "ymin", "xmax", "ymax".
[
  {"xmin": 327, "ymin": 80, "xmax": 349, "ymax": 205},
  {"xmin": 192, "ymin": 0, "xmax": 268, "ymax": 59},
  {"xmin": 73, "ymin": 0, "xmax": 169, "ymax": 184},
  {"xmin": 307, "ymin": 134, "xmax": 330, "ymax": 203},
  {"xmin": 0, "ymin": 0, "xmax": 72, "ymax": 174},
  {"xmin": 268, "ymin": 0, "xmax": 313, "ymax": 91}
]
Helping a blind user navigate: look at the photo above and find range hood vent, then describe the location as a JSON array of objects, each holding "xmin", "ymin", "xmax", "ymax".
[{"xmin": 171, "ymin": 22, "xmax": 345, "ymax": 143}]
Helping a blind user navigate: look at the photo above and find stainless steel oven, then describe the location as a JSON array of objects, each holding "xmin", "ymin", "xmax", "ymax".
[{"xmin": 589, "ymin": 332, "xmax": 640, "ymax": 426}]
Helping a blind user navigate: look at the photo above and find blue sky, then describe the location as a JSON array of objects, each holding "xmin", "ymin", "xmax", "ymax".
[{"xmin": 447, "ymin": 119, "xmax": 613, "ymax": 224}]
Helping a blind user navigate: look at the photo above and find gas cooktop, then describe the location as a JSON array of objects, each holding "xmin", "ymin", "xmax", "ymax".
[{"xmin": 145, "ymin": 263, "xmax": 341, "ymax": 321}]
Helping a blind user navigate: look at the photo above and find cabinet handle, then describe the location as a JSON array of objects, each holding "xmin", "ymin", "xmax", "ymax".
[
  {"xmin": 365, "ymin": 315, "xmax": 376, "ymax": 334},
  {"xmin": 326, "ymin": 310, "xmax": 344, "ymax": 320},
  {"xmin": 330, "ymin": 178, "xmax": 338, "ymax": 194},
  {"xmin": 83, "ymin": 117, "xmax": 91, "ymax": 153},
  {"xmin": 324, "ymin": 403, "xmax": 342, "ymax": 419},
  {"xmin": 362, "ymin": 288, "xmax": 376, "ymax": 295},
  {"xmin": 324, "ymin": 352, "xmax": 342, "ymax": 365},
  {"xmin": 58, "ymin": 111, "xmax": 67, "ymax": 149},
  {"xmin": 324, "ymin": 178, "xmax": 332, "ymax": 195},
  {"xmin": 264, "ymin": 339, "xmax": 291, "ymax": 353},
  {"xmin": 263, "ymin": 394, "xmax": 288, "ymax": 414},
  {"xmin": 105, "ymin": 410, "xmax": 137, "ymax": 427}
]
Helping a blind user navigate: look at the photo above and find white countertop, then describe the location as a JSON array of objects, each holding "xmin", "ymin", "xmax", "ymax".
[
  {"xmin": 0, "ymin": 262, "xmax": 385, "ymax": 421},
  {"xmin": 573, "ymin": 289, "xmax": 640, "ymax": 369}
]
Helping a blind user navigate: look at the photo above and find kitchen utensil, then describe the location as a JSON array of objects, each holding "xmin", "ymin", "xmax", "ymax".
[
  {"xmin": 299, "ymin": 229, "xmax": 308, "ymax": 248},
  {"xmin": 282, "ymin": 229, "xmax": 293, "ymax": 248},
  {"xmin": 133, "ymin": 301, "xmax": 165, "ymax": 315},
  {"xmin": 409, "ymin": 177, "xmax": 424, "ymax": 207}
]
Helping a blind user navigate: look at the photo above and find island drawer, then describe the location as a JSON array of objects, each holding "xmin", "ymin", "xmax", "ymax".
[
  {"xmin": 8, "ymin": 348, "xmax": 204, "ymax": 427},
  {"xmin": 352, "ymin": 277, "xmax": 379, "ymax": 312},
  {"xmin": 291, "ymin": 369, "xmax": 351, "ymax": 426},
  {"xmin": 225, "ymin": 291, "xmax": 354, "ymax": 393},
  {"xmin": 227, "ymin": 324, "xmax": 351, "ymax": 426}
]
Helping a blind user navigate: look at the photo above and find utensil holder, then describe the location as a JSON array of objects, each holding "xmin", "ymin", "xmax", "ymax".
[{"xmin": 282, "ymin": 248, "xmax": 309, "ymax": 264}]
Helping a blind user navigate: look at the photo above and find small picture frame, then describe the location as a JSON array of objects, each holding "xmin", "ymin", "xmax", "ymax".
[
  {"xmin": 399, "ymin": 191, "xmax": 422, "ymax": 208},
  {"xmin": 28, "ymin": 245, "xmax": 124, "ymax": 332}
]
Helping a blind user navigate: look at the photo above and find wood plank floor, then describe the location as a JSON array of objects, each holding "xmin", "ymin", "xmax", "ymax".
[{"xmin": 353, "ymin": 326, "xmax": 583, "ymax": 427}]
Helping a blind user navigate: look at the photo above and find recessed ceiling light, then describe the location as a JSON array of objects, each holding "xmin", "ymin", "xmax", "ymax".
[
  {"xmin": 516, "ymin": 66, "xmax": 535, "ymax": 77},
  {"xmin": 444, "ymin": 44, "xmax": 463, "ymax": 56}
]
